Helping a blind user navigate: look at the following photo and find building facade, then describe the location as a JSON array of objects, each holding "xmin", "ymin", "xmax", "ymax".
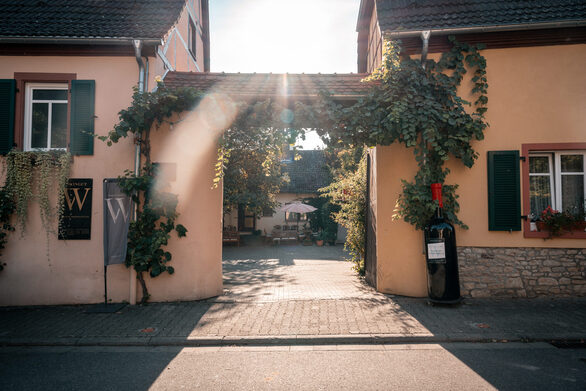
[
  {"xmin": 0, "ymin": 0, "xmax": 223, "ymax": 306},
  {"xmin": 357, "ymin": 0, "xmax": 586, "ymax": 297}
]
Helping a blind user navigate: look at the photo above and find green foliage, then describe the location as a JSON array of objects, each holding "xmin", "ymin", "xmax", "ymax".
[
  {"xmin": 101, "ymin": 84, "xmax": 203, "ymax": 146},
  {"xmin": 3, "ymin": 150, "xmax": 71, "ymax": 235},
  {"xmin": 304, "ymin": 196, "xmax": 338, "ymax": 237},
  {"xmin": 5, "ymin": 151, "xmax": 33, "ymax": 231},
  {"xmin": 104, "ymin": 82, "xmax": 304, "ymax": 302},
  {"xmin": 103, "ymin": 82, "xmax": 194, "ymax": 304},
  {"xmin": 300, "ymin": 37, "xmax": 488, "ymax": 229},
  {"xmin": 320, "ymin": 152, "xmax": 367, "ymax": 274},
  {"xmin": 539, "ymin": 205, "xmax": 586, "ymax": 239},
  {"xmin": 0, "ymin": 186, "xmax": 15, "ymax": 271},
  {"xmin": 117, "ymin": 164, "xmax": 186, "ymax": 301},
  {"xmin": 220, "ymin": 100, "xmax": 293, "ymax": 216},
  {"xmin": 0, "ymin": 150, "xmax": 71, "ymax": 267}
]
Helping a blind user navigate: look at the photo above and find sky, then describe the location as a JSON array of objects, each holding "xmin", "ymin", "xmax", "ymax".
[
  {"xmin": 210, "ymin": 0, "xmax": 361, "ymax": 74},
  {"xmin": 209, "ymin": 0, "xmax": 361, "ymax": 149}
]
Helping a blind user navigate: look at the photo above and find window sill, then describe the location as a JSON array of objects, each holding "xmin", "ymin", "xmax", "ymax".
[{"xmin": 524, "ymin": 222, "xmax": 586, "ymax": 239}]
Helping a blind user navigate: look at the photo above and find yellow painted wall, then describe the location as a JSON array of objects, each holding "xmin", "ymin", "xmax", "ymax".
[
  {"xmin": 0, "ymin": 54, "xmax": 222, "ymax": 305},
  {"xmin": 375, "ymin": 144, "xmax": 428, "ymax": 297},
  {"xmin": 375, "ymin": 44, "xmax": 586, "ymax": 297}
]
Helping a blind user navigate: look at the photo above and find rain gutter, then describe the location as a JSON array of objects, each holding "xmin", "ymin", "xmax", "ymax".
[
  {"xmin": 385, "ymin": 20, "xmax": 586, "ymax": 39},
  {"xmin": 0, "ymin": 37, "xmax": 161, "ymax": 45}
]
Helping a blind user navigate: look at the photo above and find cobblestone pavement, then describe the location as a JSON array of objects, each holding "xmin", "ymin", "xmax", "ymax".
[
  {"xmin": 220, "ymin": 244, "xmax": 377, "ymax": 302},
  {"xmin": 0, "ymin": 243, "xmax": 585, "ymax": 346}
]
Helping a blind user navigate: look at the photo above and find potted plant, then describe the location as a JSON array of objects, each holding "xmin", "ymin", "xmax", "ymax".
[
  {"xmin": 537, "ymin": 204, "xmax": 586, "ymax": 238},
  {"xmin": 315, "ymin": 231, "xmax": 326, "ymax": 246},
  {"xmin": 325, "ymin": 230, "xmax": 337, "ymax": 246}
]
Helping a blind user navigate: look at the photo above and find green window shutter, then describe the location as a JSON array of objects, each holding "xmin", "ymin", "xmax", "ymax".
[
  {"xmin": 0, "ymin": 79, "xmax": 16, "ymax": 155},
  {"xmin": 70, "ymin": 80, "xmax": 95, "ymax": 155},
  {"xmin": 487, "ymin": 150, "xmax": 521, "ymax": 231}
]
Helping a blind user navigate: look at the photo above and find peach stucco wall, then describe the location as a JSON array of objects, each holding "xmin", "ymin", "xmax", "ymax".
[
  {"xmin": 0, "ymin": 54, "xmax": 222, "ymax": 305},
  {"xmin": 374, "ymin": 44, "xmax": 586, "ymax": 297}
]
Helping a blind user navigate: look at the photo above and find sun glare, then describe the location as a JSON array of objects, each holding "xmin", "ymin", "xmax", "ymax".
[
  {"xmin": 154, "ymin": 93, "xmax": 238, "ymax": 209},
  {"xmin": 211, "ymin": 0, "xmax": 360, "ymax": 73}
]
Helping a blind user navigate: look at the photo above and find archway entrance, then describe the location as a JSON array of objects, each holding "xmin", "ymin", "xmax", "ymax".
[{"xmin": 164, "ymin": 71, "xmax": 376, "ymax": 302}]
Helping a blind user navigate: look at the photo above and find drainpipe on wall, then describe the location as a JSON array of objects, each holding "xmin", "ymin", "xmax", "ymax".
[
  {"xmin": 144, "ymin": 57, "xmax": 149, "ymax": 93},
  {"xmin": 420, "ymin": 30, "xmax": 431, "ymax": 254},
  {"xmin": 420, "ymin": 30, "xmax": 431, "ymax": 69},
  {"xmin": 129, "ymin": 39, "xmax": 146, "ymax": 305}
]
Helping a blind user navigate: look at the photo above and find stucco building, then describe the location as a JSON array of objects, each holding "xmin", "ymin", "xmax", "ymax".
[
  {"xmin": 0, "ymin": 0, "xmax": 222, "ymax": 306},
  {"xmin": 357, "ymin": 0, "xmax": 586, "ymax": 297}
]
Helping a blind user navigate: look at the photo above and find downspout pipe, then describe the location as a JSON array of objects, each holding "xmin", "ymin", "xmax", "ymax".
[
  {"xmin": 385, "ymin": 20, "xmax": 586, "ymax": 39},
  {"xmin": 133, "ymin": 39, "xmax": 145, "ymax": 94},
  {"xmin": 130, "ymin": 39, "xmax": 145, "ymax": 306},
  {"xmin": 420, "ymin": 30, "xmax": 431, "ymax": 69},
  {"xmin": 420, "ymin": 30, "xmax": 430, "ymax": 253}
]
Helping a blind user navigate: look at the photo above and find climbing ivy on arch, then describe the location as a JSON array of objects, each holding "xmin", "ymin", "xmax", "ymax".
[
  {"xmin": 300, "ymin": 36, "xmax": 489, "ymax": 229},
  {"xmin": 103, "ymin": 82, "xmax": 302, "ymax": 303}
]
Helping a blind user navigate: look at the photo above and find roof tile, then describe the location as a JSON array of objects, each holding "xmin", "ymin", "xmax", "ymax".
[
  {"xmin": 0, "ymin": 0, "xmax": 186, "ymax": 39},
  {"xmin": 281, "ymin": 150, "xmax": 330, "ymax": 194},
  {"xmin": 163, "ymin": 72, "xmax": 372, "ymax": 99},
  {"xmin": 375, "ymin": 0, "xmax": 586, "ymax": 32}
]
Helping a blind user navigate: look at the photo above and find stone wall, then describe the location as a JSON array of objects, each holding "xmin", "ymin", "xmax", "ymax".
[{"xmin": 458, "ymin": 247, "xmax": 585, "ymax": 298}]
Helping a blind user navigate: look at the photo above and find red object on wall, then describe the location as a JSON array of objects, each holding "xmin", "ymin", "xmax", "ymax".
[{"xmin": 431, "ymin": 183, "xmax": 443, "ymax": 208}]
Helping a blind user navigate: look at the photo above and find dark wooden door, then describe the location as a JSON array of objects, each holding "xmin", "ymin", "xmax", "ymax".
[
  {"xmin": 238, "ymin": 205, "xmax": 256, "ymax": 232},
  {"xmin": 365, "ymin": 152, "xmax": 377, "ymax": 288}
]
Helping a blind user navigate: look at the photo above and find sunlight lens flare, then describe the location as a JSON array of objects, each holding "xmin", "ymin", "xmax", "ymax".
[{"xmin": 153, "ymin": 93, "xmax": 238, "ymax": 209}]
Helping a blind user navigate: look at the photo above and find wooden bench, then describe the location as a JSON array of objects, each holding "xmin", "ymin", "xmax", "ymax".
[
  {"xmin": 270, "ymin": 226, "xmax": 299, "ymax": 245},
  {"xmin": 222, "ymin": 230, "xmax": 240, "ymax": 246}
]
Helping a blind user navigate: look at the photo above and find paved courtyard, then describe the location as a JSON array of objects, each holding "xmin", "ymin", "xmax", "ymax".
[
  {"xmin": 0, "ymin": 242, "xmax": 585, "ymax": 345},
  {"xmin": 221, "ymin": 243, "xmax": 377, "ymax": 302}
]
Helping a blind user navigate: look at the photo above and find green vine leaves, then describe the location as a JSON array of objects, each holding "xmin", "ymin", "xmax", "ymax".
[
  {"xmin": 101, "ymin": 84, "xmax": 204, "ymax": 146},
  {"xmin": 301, "ymin": 37, "xmax": 489, "ymax": 229},
  {"xmin": 3, "ymin": 151, "xmax": 71, "ymax": 235},
  {"xmin": 101, "ymin": 83, "xmax": 197, "ymax": 303},
  {"xmin": 0, "ymin": 185, "xmax": 15, "ymax": 270},
  {"xmin": 319, "ymin": 151, "xmax": 367, "ymax": 274}
]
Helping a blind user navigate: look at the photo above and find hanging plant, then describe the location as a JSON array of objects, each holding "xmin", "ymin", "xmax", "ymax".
[
  {"xmin": 0, "ymin": 186, "xmax": 15, "ymax": 271},
  {"xmin": 5, "ymin": 151, "xmax": 33, "ymax": 232},
  {"xmin": 4, "ymin": 150, "xmax": 71, "ymax": 235}
]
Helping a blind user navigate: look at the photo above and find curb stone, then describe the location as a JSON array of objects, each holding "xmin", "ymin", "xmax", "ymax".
[{"xmin": 1, "ymin": 334, "xmax": 584, "ymax": 348}]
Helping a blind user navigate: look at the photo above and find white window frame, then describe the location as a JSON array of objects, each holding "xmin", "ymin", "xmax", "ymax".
[
  {"xmin": 554, "ymin": 151, "xmax": 586, "ymax": 212},
  {"xmin": 529, "ymin": 151, "xmax": 586, "ymax": 214},
  {"xmin": 23, "ymin": 83, "xmax": 68, "ymax": 151}
]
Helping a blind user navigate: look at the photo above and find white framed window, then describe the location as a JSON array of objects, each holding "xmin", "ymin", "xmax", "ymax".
[
  {"xmin": 188, "ymin": 18, "xmax": 197, "ymax": 60},
  {"xmin": 529, "ymin": 151, "xmax": 585, "ymax": 217},
  {"xmin": 24, "ymin": 83, "xmax": 68, "ymax": 151}
]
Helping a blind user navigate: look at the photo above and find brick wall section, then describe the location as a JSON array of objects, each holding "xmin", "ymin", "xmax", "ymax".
[{"xmin": 458, "ymin": 247, "xmax": 586, "ymax": 298}]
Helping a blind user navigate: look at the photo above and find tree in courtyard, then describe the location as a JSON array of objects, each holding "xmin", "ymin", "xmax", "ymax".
[{"xmin": 220, "ymin": 101, "xmax": 298, "ymax": 217}]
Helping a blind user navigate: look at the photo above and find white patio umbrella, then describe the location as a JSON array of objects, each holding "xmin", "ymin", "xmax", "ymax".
[
  {"xmin": 280, "ymin": 202, "xmax": 317, "ymax": 231},
  {"xmin": 280, "ymin": 202, "xmax": 317, "ymax": 213}
]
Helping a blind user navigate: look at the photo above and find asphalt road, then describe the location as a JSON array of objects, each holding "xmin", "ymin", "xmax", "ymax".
[{"xmin": 1, "ymin": 342, "xmax": 584, "ymax": 390}]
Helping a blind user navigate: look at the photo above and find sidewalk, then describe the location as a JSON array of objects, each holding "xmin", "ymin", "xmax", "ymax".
[
  {"xmin": 1, "ymin": 297, "xmax": 585, "ymax": 347},
  {"xmin": 1, "ymin": 244, "xmax": 585, "ymax": 347}
]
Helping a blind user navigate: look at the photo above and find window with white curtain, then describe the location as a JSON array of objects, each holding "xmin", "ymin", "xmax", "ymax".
[{"xmin": 529, "ymin": 151, "xmax": 585, "ymax": 218}]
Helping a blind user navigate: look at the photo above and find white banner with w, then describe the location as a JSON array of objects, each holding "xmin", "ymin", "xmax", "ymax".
[{"xmin": 103, "ymin": 179, "xmax": 133, "ymax": 266}]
